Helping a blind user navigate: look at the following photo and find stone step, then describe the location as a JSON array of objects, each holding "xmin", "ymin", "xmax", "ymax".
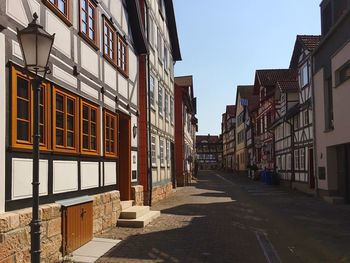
[
  {"xmin": 120, "ymin": 200, "xmax": 134, "ymax": 210},
  {"xmin": 117, "ymin": 210, "xmax": 160, "ymax": 228},
  {"xmin": 120, "ymin": 206, "xmax": 150, "ymax": 219}
]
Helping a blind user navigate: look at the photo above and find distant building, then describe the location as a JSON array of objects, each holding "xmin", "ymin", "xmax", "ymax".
[
  {"xmin": 235, "ymin": 86, "xmax": 255, "ymax": 172},
  {"xmin": 221, "ymin": 105, "xmax": 236, "ymax": 171},
  {"xmin": 196, "ymin": 135, "xmax": 223, "ymax": 170},
  {"xmin": 313, "ymin": 0, "xmax": 350, "ymax": 204},
  {"xmin": 174, "ymin": 76, "xmax": 198, "ymax": 186}
]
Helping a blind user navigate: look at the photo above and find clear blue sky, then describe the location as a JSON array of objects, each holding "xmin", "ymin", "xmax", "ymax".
[{"xmin": 173, "ymin": 0, "xmax": 321, "ymax": 135}]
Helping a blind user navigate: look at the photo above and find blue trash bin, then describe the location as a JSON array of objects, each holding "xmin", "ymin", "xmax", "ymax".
[{"xmin": 265, "ymin": 171, "xmax": 272, "ymax": 185}]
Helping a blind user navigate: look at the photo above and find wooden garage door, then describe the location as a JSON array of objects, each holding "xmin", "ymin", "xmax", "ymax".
[{"xmin": 64, "ymin": 202, "xmax": 93, "ymax": 253}]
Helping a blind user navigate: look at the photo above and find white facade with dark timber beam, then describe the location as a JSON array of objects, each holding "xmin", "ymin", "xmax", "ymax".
[{"xmin": 0, "ymin": 0, "xmax": 147, "ymax": 218}]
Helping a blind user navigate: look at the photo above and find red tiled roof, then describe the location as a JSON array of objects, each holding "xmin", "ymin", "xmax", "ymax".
[
  {"xmin": 276, "ymin": 81, "xmax": 299, "ymax": 93},
  {"xmin": 226, "ymin": 105, "xmax": 236, "ymax": 116},
  {"xmin": 297, "ymin": 35, "xmax": 321, "ymax": 52},
  {"xmin": 174, "ymin": 75, "xmax": 193, "ymax": 87},
  {"xmin": 254, "ymin": 69, "xmax": 298, "ymax": 94}
]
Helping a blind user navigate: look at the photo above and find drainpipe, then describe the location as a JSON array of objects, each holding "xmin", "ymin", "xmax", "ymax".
[{"xmin": 145, "ymin": 6, "xmax": 152, "ymax": 206}]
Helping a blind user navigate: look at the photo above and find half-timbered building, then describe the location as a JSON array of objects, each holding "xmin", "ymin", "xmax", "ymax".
[
  {"xmin": 0, "ymin": 0, "xmax": 147, "ymax": 258},
  {"xmin": 196, "ymin": 135, "xmax": 223, "ymax": 170},
  {"xmin": 253, "ymin": 69, "xmax": 297, "ymax": 170},
  {"xmin": 221, "ymin": 105, "xmax": 236, "ymax": 171},
  {"xmin": 235, "ymin": 85, "xmax": 254, "ymax": 172},
  {"xmin": 137, "ymin": 0, "xmax": 181, "ymax": 204},
  {"xmin": 289, "ymin": 35, "xmax": 321, "ymax": 191},
  {"xmin": 271, "ymin": 81, "xmax": 299, "ymax": 181}
]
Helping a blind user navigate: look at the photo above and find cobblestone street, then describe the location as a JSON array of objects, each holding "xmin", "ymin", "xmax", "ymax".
[{"xmin": 96, "ymin": 171, "xmax": 350, "ymax": 263}]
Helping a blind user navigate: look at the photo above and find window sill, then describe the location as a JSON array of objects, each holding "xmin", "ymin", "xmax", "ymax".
[
  {"xmin": 117, "ymin": 66, "xmax": 129, "ymax": 79},
  {"xmin": 78, "ymin": 32, "xmax": 99, "ymax": 51},
  {"xmin": 334, "ymin": 77, "xmax": 350, "ymax": 88}
]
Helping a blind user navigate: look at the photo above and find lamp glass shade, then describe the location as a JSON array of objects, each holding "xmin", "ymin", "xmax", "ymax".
[{"xmin": 17, "ymin": 14, "xmax": 55, "ymax": 73}]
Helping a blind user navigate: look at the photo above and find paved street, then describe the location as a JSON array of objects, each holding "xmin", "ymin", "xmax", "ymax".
[{"xmin": 97, "ymin": 170, "xmax": 350, "ymax": 263}]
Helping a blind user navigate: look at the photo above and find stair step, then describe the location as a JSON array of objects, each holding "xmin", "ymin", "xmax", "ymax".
[
  {"xmin": 120, "ymin": 200, "xmax": 133, "ymax": 210},
  {"xmin": 117, "ymin": 211, "xmax": 160, "ymax": 228},
  {"xmin": 120, "ymin": 206, "xmax": 150, "ymax": 219}
]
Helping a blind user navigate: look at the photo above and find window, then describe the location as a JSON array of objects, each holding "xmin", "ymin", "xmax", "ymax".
[
  {"xmin": 43, "ymin": 0, "xmax": 71, "ymax": 26},
  {"xmin": 104, "ymin": 111, "xmax": 118, "ymax": 157},
  {"xmin": 325, "ymin": 77, "xmax": 334, "ymax": 130},
  {"xmin": 117, "ymin": 35, "xmax": 128, "ymax": 76},
  {"xmin": 160, "ymin": 137, "xmax": 164, "ymax": 166},
  {"xmin": 166, "ymin": 140, "xmax": 170, "ymax": 167},
  {"xmin": 164, "ymin": 92, "xmax": 169, "ymax": 121},
  {"xmin": 157, "ymin": 30, "xmax": 162, "ymax": 62},
  {"xmin": 300, "ymin": 148, "xmax": 305, "ymax": 170},
  {"xmin": 150, "ymin": 74, "xmax": 155, "ymax": 108},
  {"xmin": 158, "ymin": 85, "xmax": 163, "ymax": 116},
  {"xmin": 304, "ymin": 111, "xmax": 309, "ymax": 126},
  {"xmin": 11, "ymin": 68, "xmax": 50, "ymax": 150},
  {"xmin": 299, "ymin": 62, "xmax": 309, "ymax": 88},
  {"xmin": 294, "ymin": 149, "xmax": 299, "ymax": 170},
  {"xmin": 170, "ymin": 97, "xmax": 174, "ymax": 124},
  {"xmin": 53, "ymin": 87, "xmax": 78, "ymax": 153},
  {"xmin": 80, "ymin": 0, "xmax": 97, "ymax": 47},
  {"xmin": 164, "ymin": 46, "xmax": 168, "ymax": 70},
  {"xmin": 158, "ymin": 0, "xmax": 165, "ymax": 19},
  {"xmin": 151, "ymin": 135, "xmax": 157, "ymax": 166},
  {"xmin": 148, "ymin": 16, "xmax": 155, "ymax": 47},
  {"xmin": 336, "ymin": 61, "xmax": 350, "ymax": 86},
  {"xmin": 103, "ymin": 18, "xmax": 116, "ymax": 64},
  {"xmin": 81, "ymin": 100, "xmax": 100, "ymax": 155}
]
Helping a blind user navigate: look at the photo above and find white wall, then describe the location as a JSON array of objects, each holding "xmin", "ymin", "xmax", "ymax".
[{"xmin": 0, "ymin": 33, "xmax": 6, "ymax": 212}]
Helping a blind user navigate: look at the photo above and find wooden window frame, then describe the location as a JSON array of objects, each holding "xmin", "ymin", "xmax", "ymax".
[
  {"xmin": 104, "ymin": 110, "xmax": 118, "ymax": 158},
  {"xmin": 103, "ymin": 17, "xmax": 117, "ymax": 66},
  {"xmin": 43, "ymin": 0, "xmax": 72, "ymax": 27},
  {"xmin": 159, "ymin": 137, "xmax": 165, "ymax": 167},
  {"xmin": 79, "ymin": 0, "xmax": 99, "ymax": 50},
  {"xmin": 116, "ymin": 34, "xmax": 128, "ymax": 77},
  {"xmin": 52, "ymin": 86, "xmax": 79, "ymax": 154},
  {"xmin": 11, "ymin": 67, "xmax": 50, "ymax": 151},
  {"xmin": 151, "ymin": 135, "xmax": 157, "ymax": 167},
  {"xmin": 80, "ymin": 100, "xmax": 100, "ymax": 156}
]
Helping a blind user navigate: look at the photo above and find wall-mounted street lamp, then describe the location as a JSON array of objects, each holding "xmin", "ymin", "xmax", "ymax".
[
  {"xmin": 133, "ymin": 124, "xmax": 137, "ymax": 138},
  {"xmin": 17, "ymin": 12, "xmax": 55, "ymax": 263}
]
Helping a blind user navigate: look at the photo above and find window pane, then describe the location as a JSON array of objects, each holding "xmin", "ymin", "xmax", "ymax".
[
  {"xmin": 17, "ymin": 121, "xmax": 29, "ymax": 141},
  {"xmin": 83, "ymin": 106, "xmax": 89, "ymax": 119},
  {"xmin": 40, "ymin": 105, "xmax": 44, "ymax": 124},
  {"xmin": 91, "ymin": 109, "xmax": 96, "ymax": 122},
  {"xmin": 17, "ymin": 77, "xmax": 29, "ymax": 98},
  {"xmin": 106, "ymin": 142, "xmax": 110, "ymax": 152},
  {"xmin": 17, "ymin": 99, "xmax": 29, "ymax": 119},
  {"xmin": 82, "ymin": 21, "xmax": 87, "ymax": 33},
  {"xmin": 88, "ymin": 5, "xmax": 93, "ymax": 17},
  {"xmin": 91, "ymin": 137, "xmax": 96, "ymax": 150},
  {"xmin": 67, "ymin": 99, "xmax": 74, "ymax": 114},
  {"xmin": 58, "ymin": 0, "xmax": 65, "ymax": 13},
  {"xmin": 56, "ymin": 94, "xmax": 64, "ymax": 111},
  {"xmin": 106, "ymin": 128, "xmax": 110, "ymax": 139},
  {"xmin": 56, "ymin": 129, "xmax": 64, "ymax": 146},
  {"xmin": 89, "ymin": 29, "xmax": 94, "ymax": 40},
  {"xmin": 67, "ymin": 115, "xmax": 74, "ymax": 130},
  {"xmin": 56, "ymin": 112, "xmax": 64, "ymax": 128},
  {"xmin": 67, "ymin": 132, "xmax": 74, "ymax": 147},
  {"xmin": 83, "ymin": 135, "xmax": 89, "ymax": 149},
  {"xmin": 40, "ymin": 125, "xmax": 44, "ymax": 143},
  {"xmin": 111, "ymin": 141, "xmax": 114, "ymax": 152},
  {"xmin": 91, "ymin": 123, "xmax": 96, "ymax": 136},
  {"xmin": 83, "ymin": 120, "xmax": 89, "ymax": 134}
]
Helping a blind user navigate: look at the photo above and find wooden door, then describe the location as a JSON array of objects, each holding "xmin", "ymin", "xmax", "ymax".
[
  {"xmin": 64, "ymin": 202, "xmax": 93, "ymax": 253},
  {"xmin": 119, "ymin": 114, "xmax": 131, "ymax": 200}
]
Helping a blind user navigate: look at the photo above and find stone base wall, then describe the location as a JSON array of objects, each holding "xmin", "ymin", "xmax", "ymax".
[
  {"xmin": 92, "ymin": 190, "xmax": 121, "ymax": 235},
  {"xmin": 131, "ymin": 186, "xmax": 144, "ymax": 206},
  {"xmin": 0, "ymin": 204, "xmax": 62, "ymax": 263},
  {"xmin": 151, "ymin": 183, "xmax": 173, "ymax": 204},
  {"xmin": 0, "ymin": 190, "xmax": 122, "ymax": 263}
]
